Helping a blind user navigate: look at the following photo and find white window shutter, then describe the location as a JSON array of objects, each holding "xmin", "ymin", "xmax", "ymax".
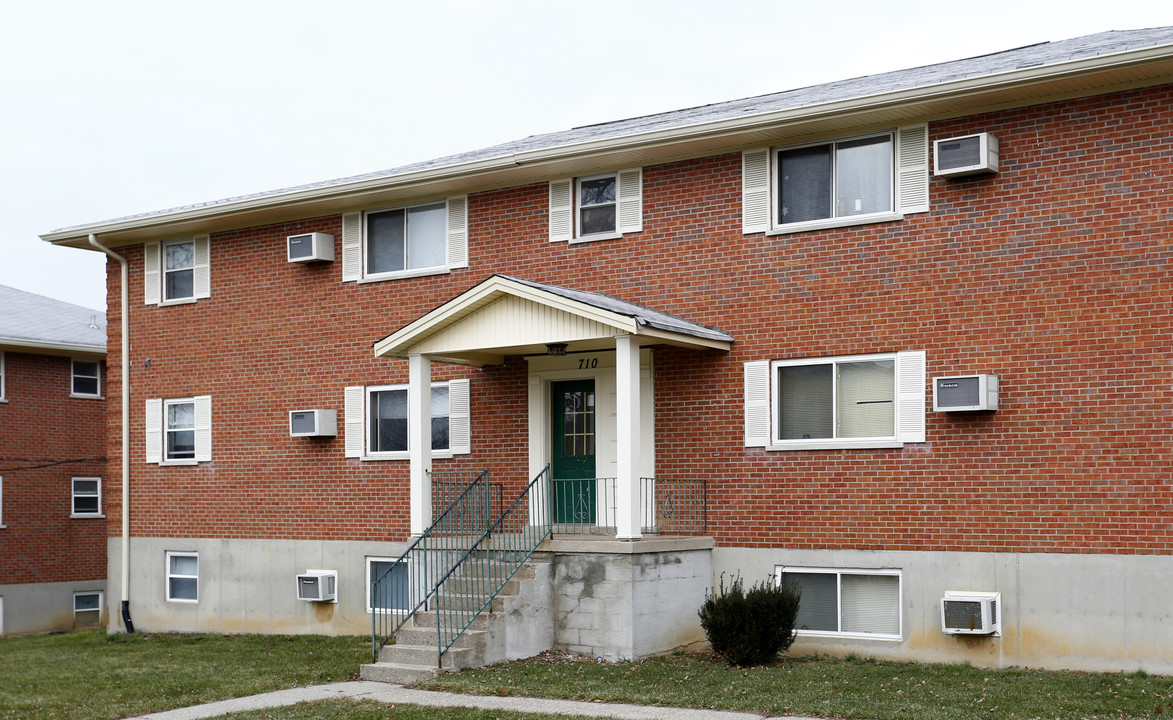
[
  {"xmin": 344, "ymin": 386, "xmax": 365, "ymax": 458},
  {"xmin": 194, "ymin": 395, "xmax": 212, "ymax": 462},
  {"xmin": 446, "ymin": 195, "xmax": 469, "ymax": 269},
  {"xmin": 144, "ymin": 242, "xmax": 161, "ymax": 305},
  {"xmin": 341, "ymin": 212, "xmax": 363, "ymax": 281},
  {"xmin": 616, "ymin": 167, "xmax": 643, "ymax": 234},
  {"xmin": 448, "ymin": 379, "xmax": 470, "ymax": 455},
  {"xmin": 896, "ymin": 124, "xmax": 930, "ymax": 215},
  {"xmin": 742, "ymin": 149, "xmax": 771, "ymax": 234},
  {"xmin": 744, "ymin": 360, "xmax": 771, "ymax": 447},
  {"xmin": 548, "ymin": 179, "xmax": 573, "ymax": 242},
  {"xmin": 896, "ymin": 351, "xmax": 926, "ymax": 443},
  {"xmin": 145, "ymin": 398, "xmax": 162, "ymax": 463},
  {"xmin": 192, "ymin": 235, "xmax": 211, "ymax": 299}
]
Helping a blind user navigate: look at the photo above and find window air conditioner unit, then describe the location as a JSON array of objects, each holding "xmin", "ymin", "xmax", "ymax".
[
  {"xmin": 289, "ymin": 409, "xmax": 337, "ymax": 437},
  {"xmin": 287, "ymin": 232, "xmax": 335, "ymax": 263},
  {"xmin": 933, "ymin": 375, "xmax": 998, "ymax": 412},
  {"xmin": 934, "ymin": 133, "xmax": 999, "ymax": 178},
  {"xmin": 297, "ymin": 571, "xmax": 336, "ymax": 602},
  {"xmin": 941, "ymin": 591, "xmax": 1000, "ymax": 635}
]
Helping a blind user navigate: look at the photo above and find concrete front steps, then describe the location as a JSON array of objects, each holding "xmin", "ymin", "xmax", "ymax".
[{"xmin": 360, "ymin": 554, "xmax": 553, "ymax": 684}]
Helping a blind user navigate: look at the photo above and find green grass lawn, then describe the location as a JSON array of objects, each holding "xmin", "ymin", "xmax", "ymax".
[
  {"xmin": 4, "ymin": 630, "xmax": 1171, "ymax": 720},
  {"xmin": 0, "ymin": 630, "xmax": 366, "ymax": 720},
  {"xmin": 421, "ymin": 651, "xmax": 1173, "ymax": 720}
]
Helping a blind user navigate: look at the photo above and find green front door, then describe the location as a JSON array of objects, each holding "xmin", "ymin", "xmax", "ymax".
[{"xmin": 552, "ymin": 379, "xmax": 596, "ymax": 524}]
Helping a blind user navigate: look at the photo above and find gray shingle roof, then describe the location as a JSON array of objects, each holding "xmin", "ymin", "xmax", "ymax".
[
  {"xmin": 51, "ymin": 27, "xmax": 1173, "ymax": 234},
  {"xmin": 499, "ymin": 276, "xmax": 733, "ymax": 344},
  {"xmin": 0, "ymin": 285, "xmax": 106, "ymax": 351}
]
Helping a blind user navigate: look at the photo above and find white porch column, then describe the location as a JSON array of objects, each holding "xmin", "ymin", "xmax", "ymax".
[
  {"xmin": 615, "ymin": 334, "xmax": 642, "ymax": 540},
  {"xmin": 408, "ymin": 353, "xmax": 432, "ymax": 536}
]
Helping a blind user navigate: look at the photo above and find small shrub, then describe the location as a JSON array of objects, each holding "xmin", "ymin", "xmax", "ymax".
[{"xmin": 698, "ymin": 573, "xmax": 801, "ymax": 666}]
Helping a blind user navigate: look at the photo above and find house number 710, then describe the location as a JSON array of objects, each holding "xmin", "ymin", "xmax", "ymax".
[{"xmin": 578, "ymin": 358, "xmax": 598, "ymax": 369}]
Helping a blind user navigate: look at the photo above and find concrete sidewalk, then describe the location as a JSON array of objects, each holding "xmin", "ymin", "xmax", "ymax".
[{"xmin": 128, "ymin": 680, "xmax": 823, "ymax": 720}]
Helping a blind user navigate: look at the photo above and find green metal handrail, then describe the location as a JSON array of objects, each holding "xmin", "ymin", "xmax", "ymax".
[
  {"xmin": 370, "ymin": 466, "xmax": 552, "ymax": 665},
  {"xmin": 370, "ymin": 469, "xmax": 492, "ymax": 662}
]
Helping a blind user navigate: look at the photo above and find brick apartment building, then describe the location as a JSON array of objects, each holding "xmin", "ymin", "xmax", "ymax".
[
  {"xmin": 41, "ymin": 27, "xmax": 1173, "ymax": 674},
  {"xmin": 0, "ymin": 285, "xmax": 107, "ymax": 635}
]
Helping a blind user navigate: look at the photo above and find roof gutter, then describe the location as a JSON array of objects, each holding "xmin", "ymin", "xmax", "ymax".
[
  {"xmin": 43, "ymin": 41, "xmax": 1173, "ymax": 248},
  {"xmin": 0, "ymin": 338, "xmax": 105, "ymax": 356},
  {"xmin": 87, "ymin": 234, "xmax": 134, "ymax": 634}
]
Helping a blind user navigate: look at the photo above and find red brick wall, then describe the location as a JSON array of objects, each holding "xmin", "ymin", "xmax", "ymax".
[
  {"xmin": 106, "ymin": 84, "xmax": 1173, "ymax": 554},
  {"xmin": 0, "ymin": 352, "xmax": 107, "ymax": 584}
]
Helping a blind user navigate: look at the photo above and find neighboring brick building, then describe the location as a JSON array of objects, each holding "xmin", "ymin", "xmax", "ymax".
[
  {"xmin": 42, "ymin": 28, "xmax": 1173, "ymax": 673},
  {"xmin": 0, "ymin": 285, "xmax": 107, "ymax": 635}
]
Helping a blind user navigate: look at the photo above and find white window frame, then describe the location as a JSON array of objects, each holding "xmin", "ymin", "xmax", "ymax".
[
  {"xmin": 363, "ymin": 200, "xmax": 448, "ymax": 281},
  {"xmin": 777, "ymin": 566, "xmax": 903, "ymax": 640},
  {"xmin": 0, "ymin": 351, "xmax": 6, "ymax": 401},
  {"xmin": 742, "ymin": 124, "xmax": 929, "ymax": 236},
  {"xmin": 166, "ymin": 551, "xmax": 199, "ymax": 603},
  {"xmin": 549, "ymin": 167, "xmax": 643, "ymax": 244},
  {"xmin": 364, "ymin": 383, "xmax": 451, "ymax": 460},
  {"xmin": 341, "ymin": 196, "xmax": 468, "ymax": 284},
  {"xmin": 773, "ymin": 131, "xmax": 898, "ymax": 233},
  {"xmin": 70, "ymin": 358, "xmax": 102, "ymax": 399},
  {"xmin": 164, "ymin": 398, "xmax": 197, "ymax": 462},
  {"xmin": 71, "ymin": 476, "xmax": 103, "ymax": 518},
  {"xmin": 73, "ymin": 590, "xmax": 104, "ymax": 619},
  {"xmin": 163, "ymin": 238, "xmax": 195, "ymax": 302},
  {"xmin": 345, "ymin": 380, "xmax": 470, "ymax": 461},
  {"xmin": 143, "ymin": 235, "xmax": 210, "ymax": 306},
  {"xmin": 745, "ymin": 351, "xmax": 925, "ymax": 451},
  {"xmin": 366, "ymin": 556, "xmax": 414, "ymax": 613},
  {"xmin": 145, "ymin": 395, "xmax": 212, "ymax": 465}
]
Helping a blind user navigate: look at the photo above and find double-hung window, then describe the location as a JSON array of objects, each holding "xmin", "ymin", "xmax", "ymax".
[
  {"xmin": 778, "ymin": 567, "xmax": 902, "ymax": 638},
  {"xmin": 166, "ymin": 551, "xmax": 198, "ymax": 602},
  {"xmin": 742, "ymin": 124, "xmax": 929, "ymax": 235},
  {"xmin": 340, "ymin": 196, "xmax": 468, "ymax": 282},
  {"xmin": 549, "ymin": 168, "xmax": 643, "ymax": 243},
  {"xmin": 71, "ymin": 359, "xmax": 101, "ymax": 398},
  {"xmin": 143, "ymin": 235, "xmax": 211, "ymax": 305},
  {"xmin": 71, "ymin": 477, "xmax": 102, "ymax": 517},
  {"xmin": 144, "ymin": 396, "xmax": 212, "ymax": 464},
  {"xmin": 744, "ymin": 351, "xmax": 925, "ymax": 450},
  {"xmin": 344, "ymin": 380, "xmax": 470, "ymax": 460}
]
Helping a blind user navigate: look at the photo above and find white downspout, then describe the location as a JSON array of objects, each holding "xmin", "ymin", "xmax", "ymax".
[{"xmin": 88, "ymin": 234, "xmax": 134, "ymax": 633}]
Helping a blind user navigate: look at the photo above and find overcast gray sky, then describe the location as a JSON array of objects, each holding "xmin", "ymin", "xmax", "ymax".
[{"xmin": 2, "ymin": 0, "xmax": 1171, "ymax": 312}]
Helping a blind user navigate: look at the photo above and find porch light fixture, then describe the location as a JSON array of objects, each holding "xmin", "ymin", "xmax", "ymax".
[{"xmin": 545, "ymin": 343, "xmax": 568, "ymax": 356}]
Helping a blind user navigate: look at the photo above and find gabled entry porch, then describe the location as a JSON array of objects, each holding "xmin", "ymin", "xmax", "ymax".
[
  {"xmin": 365, "ymin": 275, "xmax": 730, "ymax": 673},
  {"xmin": 372, "ymin": 275, "xmax": 732, "ymax": 541}
]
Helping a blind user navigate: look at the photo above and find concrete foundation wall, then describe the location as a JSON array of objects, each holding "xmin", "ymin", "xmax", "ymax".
[
  {"xmin": 548, "ymin": 537, "xmax": 712, "ymax": 661},
  {"xmin": 0, "ymin": 579, "xmax": 107, "ymax": 636},
  {"xmin": 714, "ymin": 547, "xmax": 1173, "ymax": 674},
  {"xmin": 107, "ymin": 537, "xmax": 408, "ymax": 635}
]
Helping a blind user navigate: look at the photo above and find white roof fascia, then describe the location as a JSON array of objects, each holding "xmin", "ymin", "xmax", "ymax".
[
  {"xmin": 0, "ymin": 337, "xmax": 106, "ymax": 356},
  {"xmin": 42, "ymin": 40, "xmax": 1173, "ymax": 247}
]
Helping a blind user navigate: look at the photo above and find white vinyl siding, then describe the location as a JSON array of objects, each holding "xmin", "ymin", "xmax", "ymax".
[
  {"xmin": 340, "ymin": 196, "xmax": 467, "ymax": 282},
  {"xmin": 779, "ymin": 567, "xmax": 902, "ymax": 638},
  {"xmin": 344, "ymin": 379, "xmax": 470, "ymax": 460},
  {"xmin": 145, "ymin": 396, "xmax": 212, "ymax": 464},
  {"xmin": 743, "ymin": 351, "xmax": 925, "ymax": 450},
  {"xmin": 549, "ymin": 167, "xmax": 642, "ymax": 242},
  {"xmin": 144, "ymin": 235, "xmax": 210, "ymax": 305},
  {"xmin": 742, "ymin": 124, "xmax": 929, "ymax": 235}
]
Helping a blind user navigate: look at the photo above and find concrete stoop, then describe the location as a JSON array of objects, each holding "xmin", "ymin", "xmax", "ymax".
[{"xmin": 360, "ymin": 554, "xmax": 554, "ymax": 683}]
